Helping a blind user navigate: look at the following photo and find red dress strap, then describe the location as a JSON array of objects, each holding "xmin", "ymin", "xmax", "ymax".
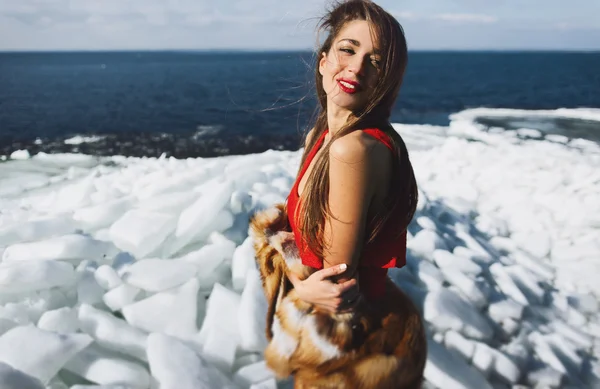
[{"xmin": 363, "ymin": 128, "xmax": 394, "ymax": 151}]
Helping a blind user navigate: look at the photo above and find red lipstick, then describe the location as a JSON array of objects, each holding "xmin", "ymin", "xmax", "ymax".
[{"xmin": 337, "ymin": 78, "xmax": 360, "ymax": 94}]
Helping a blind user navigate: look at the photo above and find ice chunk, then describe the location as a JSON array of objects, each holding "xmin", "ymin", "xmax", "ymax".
[
  {"xmin": 197, "ymin": 259, "xmax": 233, "ymax": 294},
  {"xmin": 121, "ymin": 259, "xmax": 197, "ymax": 292},
  {"xmin": 230, "ymin": 191, "xmax": 253, "ymax": 214},
  {"xmin": 440, "ymin": 267, "xmax": 488, "ymax": 308},
  {"xmin": 78, "ymin": 304, "xmax": 148, "ymax": 362},
  {"xmin": 94, "ymin": 265, "xmax": 123, "ymax": 290},
  {"xmin": 238, "ymin": 268, "xmax": 268, "ymax": 353},
  {"xmin": 37, "ymin": 307, "xmax": 79, "ymax": 334},
  {"xmin": 472, "ymin": 342, "xmax": 494, "ymax": 377},
  {"xmin": 0, "ymin": 325, "xmax": 92, "ymax": 384},
  {"xmin": 488, "ymin": 299, "xmax": 524, "ymax": 323},
  {"xmin": 565, "ymin": 306, "xmax": 587, "ymax": 327},
  {"xmin": 10, "ymin": 149, "xmax": 30, "ymax": 159},
  {"xmin": 109, "ymin": 210, "xmax": 176, "ymax": 259},
  {"xmin": 122, "ymin": 278, "xmax": 199, "ymax": 339},
  {"xmin": 424, "ymin": 288, "xmax": 494, "ymax": 340},
  {"xmin": 529, "ymin": 332, "xmax": 568, "ymax": 375},
  {"xmin": 228, "ymin": 168, "xmax": 268, "ymax": 193},
  {"xmin": 0, "ymin": 216, "xmax": 78, "ymax": 247},
  {"xmin": 512, "ymin": 231, "xmax": 551, "ymax": 259},
  {"xmin": 408, "ymin": 229, "xmax": 448, "ymax": 259},
  {"xmin": 454, "ymin": 232, "xmax": 494, "ymax": 262},
  {"xmin": 424, "ymin": 340, "xmax": 493, "ymax": 389},
  {"xmin": 136, "ymin": 191, "xmax": 198, "ymax": 213},
  {"xmin": 198, "ymin": 283, "xmax": 241, "ymax": 346},
  {"xmin": 504, "ymin": 265, "xmax": 545, "ymax": 304},
  {"xmin": 511, "ymin": 251, "xmax": 554, "ymax": 281},
  {"xmin": 147, "ymin": 333, "xmax": 238, "ymax": 389},
  {"xmin": 415, "ymin": 260, "xmax": 444, "ymax": 290},
  {"xmin": 53, "ymin": 173, "xmax": 96, "ymax": 212},
  {"xmin": 73, "ymin": 197, "xmax": 133, "ymax": 230},
  {"xmin": 231, "ymin": 236, "xmax": 257, "ymax": 292},
  {"xmin": 0, "ymin": 361, "xmax": 45, "ymax": 389},
  {"xmin": 453, "ymin": 245, "xmax": 494, "ymax": 266},
  {"xmin": 233, "ymin": 361, "xmax": 274, "ymax": 387},
  {"xmin": 2, "ymin": 288, "xmax": 70, "ymax": 324},
  {"xmin": 0, "ymin": 318, "xmax": 18, "ymax": 336},
  {"xmin": 488, "ymin": 347, "xmax": 521, "ymax": 385},
  {"xmin": 416, "ymin": 216, "xmax": 437, "ymax": 231},
  {"xmin": 489, "ymin": 263, "xmax": 529, "ymax": 306},
  {"xmin": 526, "ymin": 366, "xmax": 563, "ymax": 388},
  {"xmin": 78, "ymin": 268, "xmax": 106, "ymax": 306},
  {"xmin": 489, "ymin": 236, "xmax": 517, "ymax": 254},
  {"xmin": 203, "ymin": 326, "xmax": 238, "ymax": 373},
  {"xmin": 0, "ymin": 260, "xmax": 76, "ymax": 294},
  {"xmin": 432, "ymin": 249, "xmax": 482, "ymax": 275},
  {"xmin": 178, "ymin": 239, "xmax": 235, "ymax": 277},
  {"xmin": 2, "ymin": 234, "xmax": 118, "ymax": 264},
  {"xmin": 103, "ymin": 284, "xmax": 141, "ymax": 312},
  {"xmin": 0, "ymin": 303, "xmax": 31, "ymax": 324},
  {"xmin": 135, "ymin": 168, "xmax": 208, "ymax": 200},
  {"xmin": 443, "ymin": 330, "xmax": 475, "ymax": 361},
  {"xmin": 64, "ymin": 344, "xmax": 150, "ymax": 389},
  {"xmin": 568, "ymin": 292, "xmax": 599, "ymax": 314},
  {"xmin": 172, "ymin": 179, "xmax": 234, "ymax": 252},
  {"xmin": 232, "ymin": 353, "xmax": 263, "ymax": 372},
  {"xmin": 250, "ymin": 378, "xmax": 277, "ymax": 389},
  {"xmin": 545, "ymin": 334, "xmax": 584, "ymax": 376}
]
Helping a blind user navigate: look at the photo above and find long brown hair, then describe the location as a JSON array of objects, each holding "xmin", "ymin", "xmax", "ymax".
[{"xmin": 295, "ymin": 0, "xmax": 418, "ymax": 258}]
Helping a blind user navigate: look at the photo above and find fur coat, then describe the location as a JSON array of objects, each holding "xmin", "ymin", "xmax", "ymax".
[{"xmin": 249, "ymin": 204, "xmax": 427, "ymax": 389}]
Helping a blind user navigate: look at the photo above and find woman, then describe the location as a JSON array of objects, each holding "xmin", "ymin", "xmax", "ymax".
[{"xmin": 251, "ymin": 1, "xmax": 426, "ymax": 388}]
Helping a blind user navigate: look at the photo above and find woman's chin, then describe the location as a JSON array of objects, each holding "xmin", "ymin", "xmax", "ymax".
[{"xmin": 330, "ymin": 97, "xmax": 365, "ymax": 113}]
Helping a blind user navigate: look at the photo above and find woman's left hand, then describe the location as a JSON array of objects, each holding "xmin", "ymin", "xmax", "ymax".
[{"xmin": 288, "ymin": 264, "xmax": 362, "ymax": 313}]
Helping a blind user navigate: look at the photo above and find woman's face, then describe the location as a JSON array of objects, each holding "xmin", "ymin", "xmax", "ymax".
[{"xmin": 319, "ymin": 19, "xmax": 381, "ymax": 114}]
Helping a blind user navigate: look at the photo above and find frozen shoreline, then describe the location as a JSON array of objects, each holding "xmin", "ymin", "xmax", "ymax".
[{"xmin": 0, "ymin": 109, "xmax": 599, "ymax": 388}]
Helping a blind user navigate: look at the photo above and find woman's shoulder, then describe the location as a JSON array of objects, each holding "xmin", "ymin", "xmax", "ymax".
[{"xmin": 330, "ymin": 129, "xmax": 392, "ymax": 165}]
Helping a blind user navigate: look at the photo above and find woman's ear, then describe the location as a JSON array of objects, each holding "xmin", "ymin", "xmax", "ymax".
[{"xmin": 318, "ymin": 51, "xmax": 327, "ymax": 76}]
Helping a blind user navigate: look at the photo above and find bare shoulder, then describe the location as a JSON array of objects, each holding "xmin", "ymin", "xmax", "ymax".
[{"xmin": 329, "ymin": 130, "xmax": 390, "ymax": 165}]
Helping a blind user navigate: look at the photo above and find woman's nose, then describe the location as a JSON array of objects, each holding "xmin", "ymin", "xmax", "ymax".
[{"xmin": 347, "ymin": 56, "xmax": 367, "ymax": 77}]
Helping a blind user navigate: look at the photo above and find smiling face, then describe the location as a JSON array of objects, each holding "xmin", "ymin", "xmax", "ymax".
[{"xmin": 319, "ymin": 19, "xmax": 381, "ymax": 115}]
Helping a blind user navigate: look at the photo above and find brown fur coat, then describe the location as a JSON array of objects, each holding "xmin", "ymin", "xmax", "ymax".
[{"xmin": 249, "ymin": 204, "xmax": 427, "ymax": 389}]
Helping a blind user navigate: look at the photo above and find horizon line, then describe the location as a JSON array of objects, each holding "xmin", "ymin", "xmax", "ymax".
[{"xmin": 1, "ymin": 48, "xmax": 599, "ymax": 54}]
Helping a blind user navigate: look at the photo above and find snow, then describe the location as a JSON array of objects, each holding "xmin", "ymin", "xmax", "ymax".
[{"xmin": 0, "ymin": 108, "xmax": 598, "ymax": 388}]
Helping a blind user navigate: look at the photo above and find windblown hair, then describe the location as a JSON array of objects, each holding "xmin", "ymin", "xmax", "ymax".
[{"xmin": 296, "ymin": 0, "xmax": 418, "ymax": 258}]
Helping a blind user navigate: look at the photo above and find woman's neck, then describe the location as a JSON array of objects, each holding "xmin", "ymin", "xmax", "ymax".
[{"xmin": 326, "ymin": 104, "xmax": 353, "ymax": 137}]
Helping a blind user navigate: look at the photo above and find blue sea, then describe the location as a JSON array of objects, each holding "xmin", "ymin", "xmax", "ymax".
[{"xmin": 1, "ymin": 51, "xmax": 599, "ymax": 158}]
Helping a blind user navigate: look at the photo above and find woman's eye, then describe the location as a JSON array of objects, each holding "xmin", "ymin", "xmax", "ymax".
[{"xmin": 340, "ymin": 47, "xmax": 354, "ymax": 54}]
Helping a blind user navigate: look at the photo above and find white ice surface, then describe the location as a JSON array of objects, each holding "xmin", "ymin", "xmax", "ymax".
[
  {"xmin": 147, "ymin": 333, "xmax": 238, "ymax": 389},
  {"xmin": 0, "ymin": 325, "xmax": 92, "ymax": 384},
  {"xmin": 0, "ymin": 361, "xmax": 45, "ymax": 389},
  {"xmin": 0, "ymin": 108, "xmax": 598, "ymax": 388}
]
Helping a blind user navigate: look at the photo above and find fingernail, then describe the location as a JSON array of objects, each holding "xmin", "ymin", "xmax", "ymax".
[{"xmin": 339, "ymin": 264, "xmax": 347, "ymax": 271}]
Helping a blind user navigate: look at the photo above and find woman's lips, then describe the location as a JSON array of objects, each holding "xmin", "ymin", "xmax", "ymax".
[{"xmin": 337, "ymin": 79, "xmax": 360, "ymax": 94}]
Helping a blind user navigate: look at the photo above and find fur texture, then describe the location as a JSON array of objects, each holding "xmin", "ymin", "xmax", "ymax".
[{"xmin": 249, "ymin": 204, "xmax": 427, "ymax": 389}]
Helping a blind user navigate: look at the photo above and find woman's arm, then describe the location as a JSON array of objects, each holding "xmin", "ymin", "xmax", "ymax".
[
  {"xmin": 322, "ymin": 132, "xmax": 377, "ymax": 282},
  {"xmin": 289, "ymin": 133, "xmax": 380, "ymax": 313}
]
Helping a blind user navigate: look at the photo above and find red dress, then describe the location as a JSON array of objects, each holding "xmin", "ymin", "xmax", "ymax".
[{"xmin": 286, "ymin": 128, "xmax": 407, "ymax": 299}]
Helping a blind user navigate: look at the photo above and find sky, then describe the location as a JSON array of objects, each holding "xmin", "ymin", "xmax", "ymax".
[{"xmin": 0, "ymin": 0, "xmax": 599, "ymax": 51}]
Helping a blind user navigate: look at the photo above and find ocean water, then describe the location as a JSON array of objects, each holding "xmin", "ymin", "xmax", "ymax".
[{"xmin": 1, "ymin": 51, "xmax": 599, "ymax": 158}]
